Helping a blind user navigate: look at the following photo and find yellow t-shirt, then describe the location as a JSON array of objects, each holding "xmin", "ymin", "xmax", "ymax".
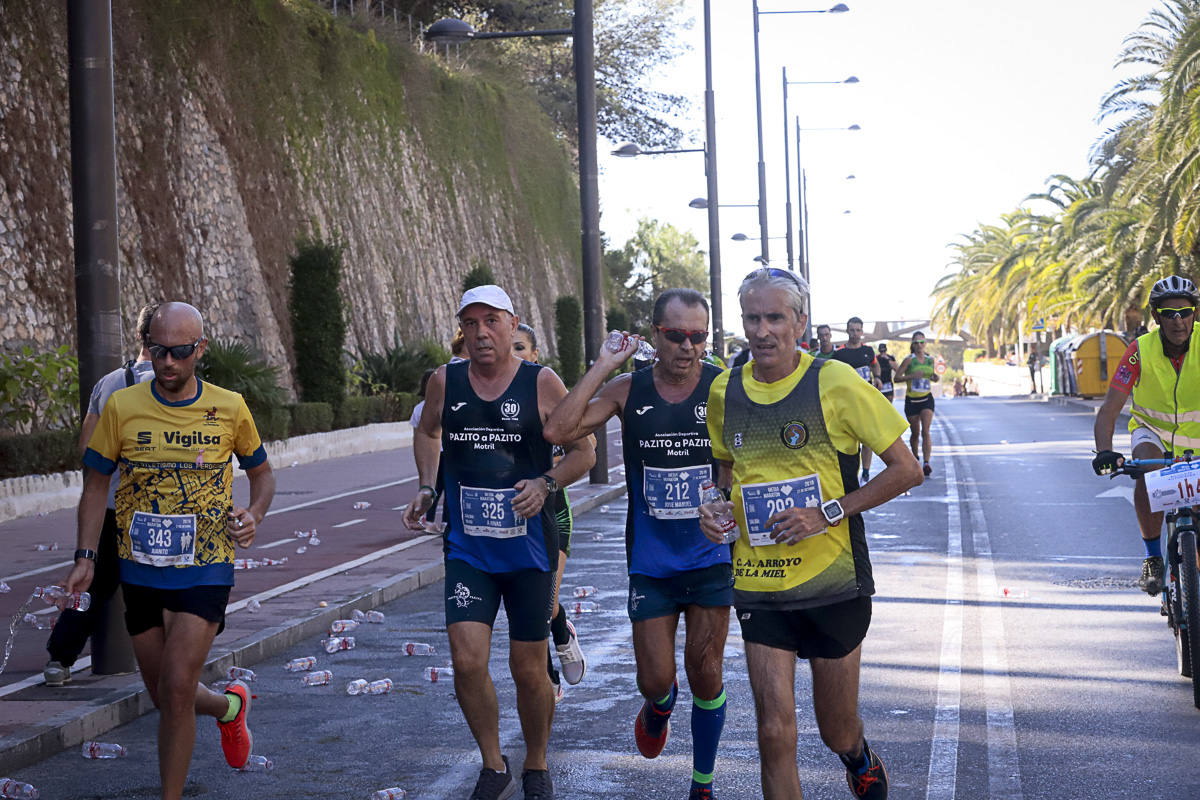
[
  {"xmin": 707, "ymin": 353, "xmax": 908, "ymax": 608},
  {"xmin": 83, "ymin": 379, "xmax": 266, "ymax": 588}
]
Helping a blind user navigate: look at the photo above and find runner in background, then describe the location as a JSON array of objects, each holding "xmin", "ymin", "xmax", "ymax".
[{"xmin": 894, "ymin": 331, "xmax": 938, "ymax": 477}]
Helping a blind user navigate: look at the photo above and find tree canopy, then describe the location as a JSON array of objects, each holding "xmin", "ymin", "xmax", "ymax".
[
  {"xmin": 933, "ymin": 0, "xmax": 1200, "ymax": 348},
  {"xmin": 605, "ymin": 217, "xmax": 709, "ymax": 332}
]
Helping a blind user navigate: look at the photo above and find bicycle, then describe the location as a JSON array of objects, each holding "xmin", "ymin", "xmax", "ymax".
[{"xmin": 1111, "ymin": 455, "xmax": 1200, "ymax": 709}]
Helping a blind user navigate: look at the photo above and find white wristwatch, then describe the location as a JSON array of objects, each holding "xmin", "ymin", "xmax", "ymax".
[{"xmin": 820, "ymin": 498, "xmax": 845, "ymax": 526}]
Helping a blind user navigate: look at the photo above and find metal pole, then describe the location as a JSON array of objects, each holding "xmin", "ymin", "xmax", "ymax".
[
  {"xmin": 67, "ymin": 0, "xmax": 134, "ymax": 675},
  {"xmin": 782, "ymin": 68, "xmax": 794, "ymax": 272},
  {"xmin": 574, "ymin": 0, "xmax": 607, "ymax": 482},
  {"xmin": 751, "ymin": 0, "xmax": 769, "ymax": 263},
  {"xmin": 703, "ymin": 0, "xmax": 724, "ymax": 361},
  {"xmin": 802, "ymin": 166, "xmax": 811, "ymax": 335}
]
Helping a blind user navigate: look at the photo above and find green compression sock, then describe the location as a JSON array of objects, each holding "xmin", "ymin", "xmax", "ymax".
[{"xmin": 220, "ymin": 691, "xmax": 242, "ymax": 723}]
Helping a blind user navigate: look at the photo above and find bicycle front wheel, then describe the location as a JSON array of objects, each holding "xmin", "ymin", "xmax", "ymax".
[{"xmin": 1178, "ymin": 529, "xmax": 1200, "ymax": 709}]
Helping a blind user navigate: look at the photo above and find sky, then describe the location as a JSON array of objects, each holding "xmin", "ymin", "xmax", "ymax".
[{"xmin": 595, "ymin": 0, "xmax": 1162, "ymax": 336}]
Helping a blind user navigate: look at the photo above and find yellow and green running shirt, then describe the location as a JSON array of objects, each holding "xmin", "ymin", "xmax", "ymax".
[
  {"xmin": 707, "ymin": 354, "xmax": 908, "ymax": 609},
  {"xmin": 906, "ymin": 355, "xmax": 936, "ymax": 398},
  {"xmin": 82, "ymin": 380, "xmax": 267, "ymax": 589}
]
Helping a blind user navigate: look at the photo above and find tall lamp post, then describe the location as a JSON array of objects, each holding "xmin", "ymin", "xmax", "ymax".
[
  {"xmin": 782, "ymin": 72, "xmax": 858, "ymax": 273},
  {"xmin": 426, "ymin": 4, "xmax": 610, "ymax": 482},
  {"xmin": 750, "ymin": 3, "xmax": 848, "ymax": 265}
]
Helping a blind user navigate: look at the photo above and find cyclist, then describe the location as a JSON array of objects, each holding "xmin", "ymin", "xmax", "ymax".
[
  {"xmin": 1092, "ymin": 275, "xmax": 1200, "ymax": 596},
  {"xmin": 894, "ymin": 332, "xmax": 938, "ymax": 477}
]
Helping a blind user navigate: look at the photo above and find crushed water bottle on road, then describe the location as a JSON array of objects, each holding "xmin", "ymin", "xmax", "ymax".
[
  {"xmin": 571, "ymin": 601, "xmax": 598, "ymax": 614},
  {"xmin": 424, "ymin": 666, "xmax": 453, "ymax": 682},
  {"xmin": 322, "ymin": 636, "xmax": 356, "ymax": 653},
  {"xmin": 238, "ymin": 755, "xmax": 274, "ymax": 772},
  {"xmin": 353, "ymin": 501, "xmax": 371, "ymax": 510},
  {"xmin": 284, "ymin": 656, "xmax": 317, "ymax": 672},
  {"xmin": 346, "ymin": 679, "xmax": 370, "ymax": 695},
  {"xmin": 81, "ymin": 742, "xmax": 126, "ymax": 759},
  {"xmin": 371, "ymin": 788, "xmax": 406, "ymax": 799},
  {"xmin": 367, "ymin": 678, "xmax": 392, "ymax": 695},
  {"xmin": 572, "ymin": 586, "xmax": 598, "ymax": 598},
  {"xmin": 0, "ymin": 778, "xmax": 39, "ymax": 798},
  {"xmin": 300, "ymin": 670, "xmax": 333, "ymax": 687},
  {"xmin": 329, "ymin": 619, "xmax": 360, "ymax": 634},
  {"xmin": 404, "ymin": 642, "xmax": 435, "ymax": 656},
  {"xmin": 227, "ymin": 666, "xmax": 256, "ymax": 682},
  {"xmin": 365, "ymin": 610, "xmax": 385, "ymax": 623}
]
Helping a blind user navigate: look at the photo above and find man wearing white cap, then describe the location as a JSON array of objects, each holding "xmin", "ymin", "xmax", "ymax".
[{"xmin": 403, "ymin": 285, "xmax": 595, "ymax": 800}]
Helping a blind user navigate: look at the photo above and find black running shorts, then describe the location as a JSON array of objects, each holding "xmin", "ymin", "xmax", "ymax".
[
  {"xmin": 444, "ymin": 558, "xmax": 556, "ymax": 641},
  {"xmin": 904, "ymin": 394, "xmax": 935, "ymax": 419},
  {"xmin": 122, "ymin": 583, "xmax": 231, "ymax": 637},
  {"xmin": 736, "ymin": 595, "xmax": 871, "ymax": 659}
]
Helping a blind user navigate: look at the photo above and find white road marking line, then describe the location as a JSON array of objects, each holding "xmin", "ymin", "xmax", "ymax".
[
  {"xmin": 264, "ymin": 477, "xmax": 418, "ymax": 516},
  {"xmin": 945, "ymin": 415, "xmax": 1025, "ymax": 800},
  {"xmin": 926, "ymin": 420, "xmax": 962, "ymax": 800},
  {"xmin": 333, "ymin": 519, "xmax": 366, "ymax": 528},
  {"xmin": 1, "ymin": 560, "xmax": 72, "ymax": 583},
  {"xmin": 256, "ymin": 538, "xmax": 295, "ymax": 550},
  {"xmin": 1096, "ymin": 485, "xmax": 1135, "ymax": 504}
]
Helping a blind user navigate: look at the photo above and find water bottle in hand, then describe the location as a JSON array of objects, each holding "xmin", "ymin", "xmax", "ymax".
[
  {"xmin": 81, "ymin": 741, "xmax": 126, "ymax": 759},
  {"xmin": 284, "ymin": 656, "xmax": 316, "ymax": 672},
  {"xmin": 300, "ymin": 670, "xmax": 333, "ymax": 687},
  {"xmin": 32, "ymin": 586, "xmax": 90, "ymax": 612},
  {"xmin": 700, "ymin": 481, "xmax": 739, "ymax": 543},
  {"xmin": 635, "ymin": 339, "xmax": 656, "ymax": 361},
  {"xmin": 604, "ymin": 330, "xmax": 627, "ymax": 353}
]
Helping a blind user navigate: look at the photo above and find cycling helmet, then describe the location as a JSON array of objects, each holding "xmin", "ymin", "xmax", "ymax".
[{"xmin": 1148, "ymin": 275, "xmax": 1200, "ymax": 308}]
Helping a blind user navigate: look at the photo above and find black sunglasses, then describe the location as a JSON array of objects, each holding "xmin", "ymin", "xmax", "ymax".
[
  {"xmin": 148, "ymin": 338, "xmax": 204, "ymax": 361},
  {"xmin": 656, "ymin": 325, "xmax": 708, "ymax": 345},
  {"xmin": 1157, "ymin": 306, "xmax": 1196, "ymax": 320}
]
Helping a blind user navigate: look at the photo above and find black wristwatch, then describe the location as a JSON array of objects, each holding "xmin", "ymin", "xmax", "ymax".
[
  {"xmin": 820, "ymin": 499, "xmax": 845, "ymax": 526},
  {"xmin": 74, "ymin": 548, "xmax": 97, "ymax": 562},
  {"xmin": 540, "ymin": 474, "xmax": 559, "ymax": 493}
]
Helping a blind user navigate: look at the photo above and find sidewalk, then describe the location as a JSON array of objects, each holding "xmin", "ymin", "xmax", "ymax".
[{"xmin": 0, "ymin": 445, "xmax": 627, "ymax": 775}]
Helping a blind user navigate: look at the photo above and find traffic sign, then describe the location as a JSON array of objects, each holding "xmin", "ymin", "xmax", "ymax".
[
  {"xmin": 1031, "ymin": 318, "xmax": 1046, "ymax": 331},
  {"xmin": 934, "ymin": 355, "xmax": 946, "ymax": 375}
]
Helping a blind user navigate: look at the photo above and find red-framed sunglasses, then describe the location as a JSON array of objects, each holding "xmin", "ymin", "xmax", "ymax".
[{"xmin": 655, "ymin": 326, "xmax": 708, "ymax": 345}]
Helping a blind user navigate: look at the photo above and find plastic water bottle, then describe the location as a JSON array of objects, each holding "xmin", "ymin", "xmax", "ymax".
[
  {"xmin": 284, "ymin": 656, "xmax": 317, "ymax": 672},
  {"xmin": 0, "ymin": 778, "xmax": 38, "ymax": 799},
  {"xmin": 366, "ymin": 610, "xmax": 385, "ymax": 623},
  {"xmin": 404, "ymin": 642, "xmax": 435, "ymax": 656},
  {"xmin": 367, "ymin": 678, "xmax": 392, "ymax": 695},
  {"xmin": 371, "ymin": 788, "xmax": 407, "ymax": 799},
  {"xmin": 81, "ymin": 741, "xmax": 127, "ymax": 759},
  {"xmin": 353, "ymin": 501, "xmax": 371, "ymax": 510},
  {"xmin": 346, "ymin": 679, "xmax": 370, "ymax": 695},
  {"xmin": 33, "ymin": 543, "xmax": 58, "ymax": 551},
  {"xmin": 0, "ymin": 580, "xmax": 10, "ymax": 593},
  {"xmin": 300, "ymin": 670, "xmax": 333, "ymax": 687},
  {"xmin": 227, "ymin": 666, "xmax": 256, "ymax": 682},
  {"xmin": 246, "ymin": 599, "xmax": 261, "ymax": 613},
  {"xmin": 32, "ymin": 586, "xmax": 90, "ymax": 612},
  {"xmin": 351, "ymin": 609, "xmax": 366, "ymax": 622},
  {"xmin": 322, "ymin": 636, "xmax": 356, "ymax": 654},
  {"xmin": 700, "ymin": 482, "xmax": 739, "ymax": 544},
  {"xmin": 308, "ymin": 535, "xmax": 321, "ymax": 546},
  {"xmin": 424, "ymin": 666, "xmax": 454, "ymax": 682},
  {"xmin": 635, "ymin": 339, "xmax": 656, "ymax": 361},
  {"xmin": 604, "ymin": 330, "xmax": 627, "ymax": 353},
  {"xmin": 571, "ymin": 601, "xmax": 598, "ymax": 614},
  {"xmin": 296, "ymin": 546, "xmax": 307, "ymax": 554},
  {"xmin": 572, "ymin": 586, "xmax": 598, "ymax": 598},
  {"xmin": 329, "ymin": 619, "xmax": 360, "ymax": 635},
  {"xmin": 592, "ymin": 532, "xmax": 604, "ymax": 541},
  {"xmin": 22, "ymin": 614, "xmax": 51, "ymax": 631},
  {"xmin": 239, "ymin": 755, "xmax": 273, "ymax": 772}
]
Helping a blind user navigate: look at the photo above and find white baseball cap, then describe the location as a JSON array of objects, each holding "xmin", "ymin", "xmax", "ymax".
[{"xmin": 457, "ymin": 285, "xmax": 515, "ymax": 317}]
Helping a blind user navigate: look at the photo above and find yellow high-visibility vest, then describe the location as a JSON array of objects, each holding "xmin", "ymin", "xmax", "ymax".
[{"xmin": 1129, "ymin": 323, "xmax": 1200, "ymax": 453}]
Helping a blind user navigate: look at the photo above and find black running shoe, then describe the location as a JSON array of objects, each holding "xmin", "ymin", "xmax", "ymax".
[
  {"xmin": 1139, "ymin": 556, "xmax": 1165, "ymax": 596},
  {"xmin": 844, "ymin": 743, "xmax": 888, "ymax": 799},
  {"xmin": 469, "ymin": 755, "xmax": 516, "ymax": 800},
  {"xmin": 521, "ymin": 768, "xmax": 554, "ymax": 800}
]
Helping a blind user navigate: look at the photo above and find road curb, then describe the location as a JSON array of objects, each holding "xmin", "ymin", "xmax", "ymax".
[{"xmin": 0, "ymin": 558, "xmax": 444, "ymax": 775}]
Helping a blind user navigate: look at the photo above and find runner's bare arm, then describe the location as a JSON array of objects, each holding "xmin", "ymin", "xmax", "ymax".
[
  {"xmin": 64, "ymin": 468, "xmax": 111, "ymax": 594},
  {"xmin": 893, "ymin": 356, "xmax": 913, "ymax": 382},
  {"xmin": 229, "ymin": 461, "xmax": 275, "ymax": 548},
  {"xmin": 1094, "ymin": 384, "xmax": 1130, "ymax": 452},
  {"xmin": 543, "ymin": 335, "xmax": 640, "ymax": 444},
  {"xmin": 403, "ymin": 365, "xmax": 446, "ymax": 530}
]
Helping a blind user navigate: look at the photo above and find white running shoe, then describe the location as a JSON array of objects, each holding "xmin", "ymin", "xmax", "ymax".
[{"xmin": 555, "ymin": 618, "xmax": 587, "ymax": 685}]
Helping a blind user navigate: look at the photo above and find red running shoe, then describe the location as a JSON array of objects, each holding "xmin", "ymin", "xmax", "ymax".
[
  {"xmin": 217, "ymin": 679, "xmax": 253, "ymax": 768},
  {"xmin": 633, "ymin": 681, "xmax": 676, "ymax": 759}
]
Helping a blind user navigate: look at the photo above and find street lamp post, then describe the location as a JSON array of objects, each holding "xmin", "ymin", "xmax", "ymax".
[
  {"xmin": 426, "ymin": 3, "xmax": 610, "ymax": 483},
  {"xmin": 750, "ymin": 3, "xmax": 848, "ymax": 267},
  {"xmin": 702, "ymin": 0, "xmax": 725, "ymax": 359}
]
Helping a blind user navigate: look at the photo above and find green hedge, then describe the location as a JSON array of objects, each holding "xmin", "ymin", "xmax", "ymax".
[
  {"xmin": 394, "ymin": 391, "xmax": 419, "ymax": 422},
  {"xmin": 0, "ymin": 429, "xmax": 79, "ymax": 479},
  {"xmin": 253, "ymin": 406, "xmax": 291, "ymax": 443},
  {"xmin": 289, "ymin": 402, "xmax": 334, "ymax": 436}
]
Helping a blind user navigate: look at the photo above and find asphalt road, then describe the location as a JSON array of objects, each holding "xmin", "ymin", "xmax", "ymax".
[{"xmin": 8, "ymin": 397, "xmax": 1200, "ymax": 799}]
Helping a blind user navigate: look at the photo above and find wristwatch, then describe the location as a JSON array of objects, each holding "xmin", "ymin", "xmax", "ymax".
[
  {"xmin": 540, "ymin": 474, "xmax": 559, "ymax": 493},
  {"xmin": 74, "ymin": 548, "xmax": 97, "ymax": 562},
  {"xmin": 820, "ymin": 499, "xmax": 845, "ymax": 526}
]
